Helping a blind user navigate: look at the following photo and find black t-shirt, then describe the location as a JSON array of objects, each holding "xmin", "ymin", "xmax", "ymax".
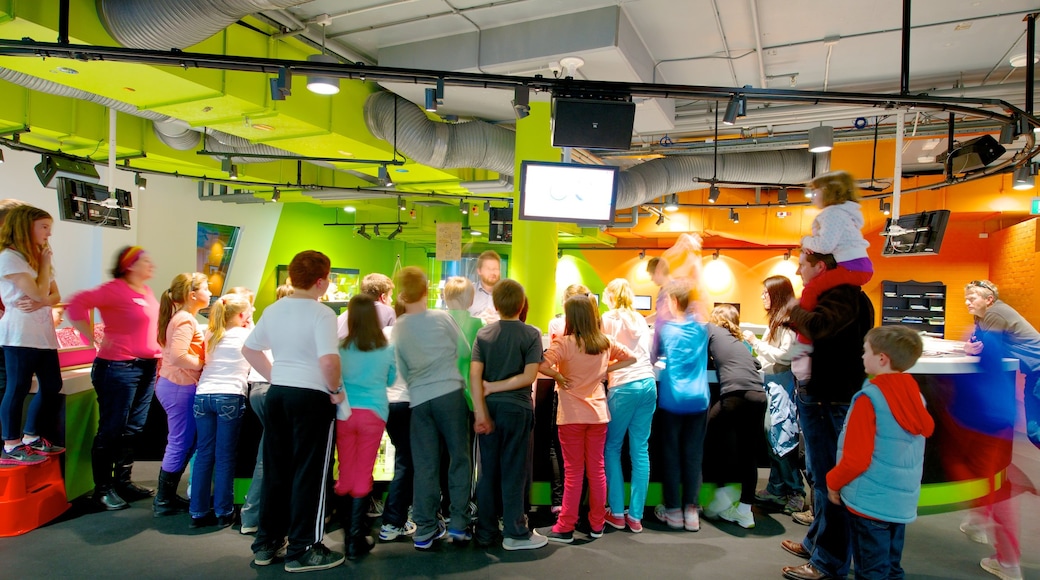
[
  {"xmin": 707, "ymin": 323, "xmax": 763, "ymax": 397},
  {"xmin": 472, "ymin": 320, "xmax": 544, "ymax": 409}
]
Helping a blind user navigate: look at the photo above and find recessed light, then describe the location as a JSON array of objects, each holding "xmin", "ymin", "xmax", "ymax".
[
  {"xmin": 470, "ymin": 230, "xmax": 483, "ymax": 236},
  {"xmin": 50, "ymin": 66, "xmax": 78, "ymax": 75},
  {"xmin": 343, "ymin": 206, "xmax": 356, "ymax": 213},
  {"xmin": 1009, "ymin": 53, "xmax": 1039, "ymax": 68},
  {"xmin": 337, "ymin": 150, "xmax": 354, "ymax": 157},
  {"xmin": 252, "ymin": 124, "xmax": 275, "ymax": 131}
]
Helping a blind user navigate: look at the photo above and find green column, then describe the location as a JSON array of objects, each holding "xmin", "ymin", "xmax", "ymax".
[{"xmin": 511, "ymin": 101, "xmax": 559, "ymax": 333}]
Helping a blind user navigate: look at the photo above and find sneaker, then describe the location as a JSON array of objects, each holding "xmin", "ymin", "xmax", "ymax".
[
  {"xmin": 783, "ymin": 494, "xmax": 805, "ymax": 515},
  {"xmin": 980, "ymin": 557, "xmax": 1023, "ymax": 580},
  {"xmin": 589, "ymin": 526, "xmax": 604, "ymax": 539},
  {"xmin": 503, "ymin": 530, "xmax": 549, "ymax": 551},
  {"xmin": 367, "ymin": 497, "xmax": 384, "ymax": 517},
  {"xmin": 413, "ymin": 523, "xmax": 447, "ymax": 550},
  {"xmin": 719, "ymin": 505, "xmax": 755, "ymax": 529},
  {"xmin": 654, "ymin": 504, "xmax": 683, "ymax": 529},
  {"xmin": 792, "ymin": 508, "xmax": 814, "ymax": 526},
  {"xmin": 447, "ymin": 528, "xmax": 472, "ymax": 544},
  {"xmin": 26, "ymin": 437, "xmax": 64, "ymax": 456},
  {"xmin": 379, "ymin": 520, "xmax": 417, "ymax": 541},
  {"xmin": 240, "ymin": 524, "xmax": 259, "ymax": 535},
  {"xmin": 683, "ymin": 505, "xmax": 700, "ymax": 532},
  {"xmin": 754, "ymin": 488, "xmax": 786, "ymax": 505},
  {"xmin": 0, "ymin": 444, "xmax": 46, "ymax": 465},
  {"xmin": 960, "ymin": 519, "xmax": 989, "ymax": 544},
  {"xmin": 604, "ymin": 513, "xmax": 626, "ymax": 530},
  {"xmin": 704, "ymin": 487, "xmax": 737, "ymax": 519},
  {"xmin": 542, "ymin": 527, "xmax": 573, "ymax": 544},
  {"xmin": 625, "ymin": 514, "xmax": 643, "ymax": 533},
  {"xmin": 253, "ymin": 539, "xmax": 288, "ymax": 566},
  {"xmin": 284, "ymin": 543, "xmax": 344, "ymax": 573}
]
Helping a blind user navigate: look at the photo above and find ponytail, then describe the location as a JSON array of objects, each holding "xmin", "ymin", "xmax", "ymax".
[
  {"xmin": 157, "ymin": 272, "xmax": 206, "ymax": 346},
  {"xmin": 206, "ymin": 293, "xmax": 251, "ymax": 354}
]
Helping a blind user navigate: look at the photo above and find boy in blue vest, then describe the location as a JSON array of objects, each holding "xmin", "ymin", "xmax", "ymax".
[{"xmin": 826, "ymin": 325, "xmax": 934, "ymax": 580}]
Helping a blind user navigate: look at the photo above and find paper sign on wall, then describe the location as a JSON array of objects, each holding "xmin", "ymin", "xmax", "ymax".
[{"xmin": 436, "ymin": 221, "xmax": 462, "ymax": 261}]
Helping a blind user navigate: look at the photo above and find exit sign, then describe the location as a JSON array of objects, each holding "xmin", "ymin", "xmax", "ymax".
[{"xmin": 1032, "ymin": 197, "xmax": 1040, "ymax": 215}]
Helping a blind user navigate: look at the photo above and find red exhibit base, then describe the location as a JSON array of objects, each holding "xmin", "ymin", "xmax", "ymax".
[{"xmin": 0, "ymin": 456, "xmax": 70, "ymax": 537}]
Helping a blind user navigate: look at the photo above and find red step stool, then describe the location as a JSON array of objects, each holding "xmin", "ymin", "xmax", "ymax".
[{"xmin": 0, "ymin": 457, "xmax": 70, "ymax": 537}]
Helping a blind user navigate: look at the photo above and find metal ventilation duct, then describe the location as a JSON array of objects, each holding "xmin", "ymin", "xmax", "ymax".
[{"xmin": 97, "ymin": 0, "xmax": 311, "ymax": 51}]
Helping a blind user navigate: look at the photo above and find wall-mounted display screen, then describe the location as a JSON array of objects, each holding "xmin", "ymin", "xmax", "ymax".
[
  {"xmin": 518, "ymin": 161, "xmax": 619, "ymax": 226},
  {"xmin": 633, "ymin": 294, "xmax": 652, "ymax": 311}
]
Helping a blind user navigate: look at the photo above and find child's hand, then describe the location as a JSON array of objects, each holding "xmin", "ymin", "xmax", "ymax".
[
  {"xmin": 474, "ymin": 417, "xmax": 494, "ymax": 434},
  {"xmin": 554, "ymin": 374, "xmax": 571, "ymax": 389},
  {"xmin": 827, "ymin": 488, "xmax": 842, "ymax": 505}
]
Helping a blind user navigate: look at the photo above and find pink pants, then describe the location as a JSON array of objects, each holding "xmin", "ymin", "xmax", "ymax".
[
  {"xmin": 334, "ymin": 409, "xmax": 386, "ymax": 498},
  {"xmin": 554, "ymin": 423, "xmax": 607, "ymax": 533}
]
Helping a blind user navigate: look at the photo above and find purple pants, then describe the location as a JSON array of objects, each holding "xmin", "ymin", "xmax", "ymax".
[{"xmin": 155, "ymin": 377, "xmax": 197, "ymax": 472}]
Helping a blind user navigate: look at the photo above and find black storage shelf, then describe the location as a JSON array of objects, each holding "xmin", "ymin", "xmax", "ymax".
[{"xmin": 881, "ymin": 280, "xmax": 946, "ymax": 338}]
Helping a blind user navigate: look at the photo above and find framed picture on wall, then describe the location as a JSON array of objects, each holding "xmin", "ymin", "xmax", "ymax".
[{"xmin": 197, "ymin": 222, "xmax": 242, "ymax": 297}]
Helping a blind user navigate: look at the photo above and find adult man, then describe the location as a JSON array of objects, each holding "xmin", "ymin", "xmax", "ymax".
[
  {"xmin": 468, "ymin": 250, "xmax": 501, "ymax": 325},
  {"xmin": 780, "ymin": 251, "xmax": 874, "ymax": 580}
]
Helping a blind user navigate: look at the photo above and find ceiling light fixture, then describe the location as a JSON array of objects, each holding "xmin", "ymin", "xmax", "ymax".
[
  {"xmin": 344, "ymin": 206, "xmax": 356, "ymax": 213},
  {"xmin": 387, "ymin": 224, "xmax": 403, "ymax": 240},
  {"xmin": 460, "ymin": 200, "xmax": 468, "ymax": 215},
  {"xmin": 778, "ymin": 187, "xmax": 788, "ymax": 206},
  {"xmin": 228, "ymin": 164, "xmax": 238, "ymax": 180},
  {"xmin": 512, "ymin": 85, "xmax": 531, "ymax": 119},
  {"xmin": 269, "ymin": 67, "xmax": 291, "ymax": 101},
  {"xmin": 373, "ymin": 225, "xmax": 381, "ymax": 237},
  {"xmin": 784, "ymin": 250, "xmax": 791, "ymax": 261},
  {"xmin": 655, "ymin": 212, "xmax": 665, "ymax": 226},
  {"xmin": 729, "ymin": 208, "xmax": 740, "ymax": 223},
  {"xmin": 664, "ymin": 194, "xmax": 679, "ymax": 212},
  {"xmin": 808, "ymin": 125, "xmax": 834, "ymax": 153},
  {"xmin": 712, "ymin": 249, "xmax": 720, "ymax": 260},
  {"xmin": 135, "ymin": 173, "xmax": 146, "ymax": 191},
  {"xmin": 470, "ymin": 229, "xmax": 483, "ymax": 237},
  {"xmin": 880, "ymin": 199, "xmax": 891, "ymax": 215},
  {"xmin": 708, "ymin": 184, "xmax": 720, "ymax": 203},
  {"xmin": 378, "ymin": 165, "xmax": 393, "ymax": 186},
  {"xmin": 398, "ymin": 196, "xmax": 406, "ymax": 211},
  {"xmin": 424, "ymin": 87, "xmax": 438, "ymax": 112},
  {"xmin": 271, "ymin": 188, "xmax": 280, "ymax": 202},
  {"xmin": 722, "ymin": 93, "xmax": 746, "ymax": 126},
  {"xmin": 638, "ymin": 249, "xmax": 646, "ymax": 260},
  {"xmin": 356, "ymin": 225, "xmax": 371, "ymax": 239},
  {"xmin": 1013, "ymin": 165, "xmax": 1035, "ymax": 190},
  {"xmin": 306, "ymin": 18, "xmax": 340, "ymax": 95},
  {"xmin": 1009, "ymin": 52, "xmax": 1040, "ymax": 68}
]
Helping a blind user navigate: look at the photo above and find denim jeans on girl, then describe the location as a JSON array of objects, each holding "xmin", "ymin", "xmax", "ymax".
[
  {"xmin": 154, "ymin": 377, "xmax": 197, "ymax": 472},
  {"xmin": 189, "ymin": 393, "xmax": 246, "ymax": 518},
  {"xmin": 91, "ymin": 358, "xmax": 158, "ymax": 449},
  {"xmin": 1, "ymin": 346, "xmax": 62, "ymax": 441},
  {"xmin": 604, "ymin": 377, "xmax": 656, "ymax": 520}
]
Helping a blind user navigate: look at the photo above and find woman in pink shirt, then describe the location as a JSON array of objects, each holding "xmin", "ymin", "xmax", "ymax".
[
  {"xmin": 152, "ymin": 272, "xmax": 210, "ymax": 516},
  {"xmin": 67, "ymin": 246, "xmax": 162, "ymax": 511},
  {"xmin": 537, "ymin": 295, "xmax": 634, "ymax": 543}
]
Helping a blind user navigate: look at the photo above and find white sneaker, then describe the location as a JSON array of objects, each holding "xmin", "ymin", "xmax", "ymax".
[
  {"xmin": 503, "ymin": 530, "xmax": 549, "ymax": 551},
  {"xmin": 719, "ymin": 504, "xmax": 755, "ymax": 529},
  {"xmin": 379, "ymin": 520, "xmax": 417, "ymax": 541},
  {"xmin": 960, "ymin": 519, "xmax": 989, "ymax": 544},
  {"xmin": 981, "ymin": 557, "xmax": 1023, "ymax": 580}
]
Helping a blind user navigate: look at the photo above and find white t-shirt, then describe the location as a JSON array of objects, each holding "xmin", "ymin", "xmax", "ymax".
[
  {"xmin": 244, "ymin": 297, "xmax": 338, "ymax": 392},
  {"xmin": 383, "ymin": 326, "xmax": 409, "ymax": 404},
  {"xmin": 0, "ymin": 249, "xmax": 57, "ymax": 349},
  {"xmin": 197, "ymin": 326, "xmax": 253, "ymax": 397}
]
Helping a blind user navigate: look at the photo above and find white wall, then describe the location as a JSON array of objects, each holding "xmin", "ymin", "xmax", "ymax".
[{"xmin": 0, "ymin": 146, "xmax": 282, "ymax": 300}]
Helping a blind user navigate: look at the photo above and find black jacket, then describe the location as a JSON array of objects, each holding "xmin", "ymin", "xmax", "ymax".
[{"xmin": 787, "ymin": 284, "xmax": 875, "ymax": 403}]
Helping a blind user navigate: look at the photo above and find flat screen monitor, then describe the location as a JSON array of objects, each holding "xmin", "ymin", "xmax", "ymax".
[
  {"xmin": 518, "ymin": 161, "xmax": 619, "ymax": 226},
  {"xmin": 880, "ymin": 209, "xmax": 951, "ymax": 257},
  {"xmin": 633, "ymin": 294, "xmax": 652, "ymax": 311}
]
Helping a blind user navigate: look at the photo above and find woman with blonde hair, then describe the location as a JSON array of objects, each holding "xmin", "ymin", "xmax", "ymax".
[
  {"xmin": 601, "ymin": 278, "xmax": 657, "ymax": 532},
  {"xmin": 189, "ymin": 292, "xmax": 253, "ymax": 528},
  {"xmin": 0, "ymin": 205, "xmax": 64, "ymax": 465},
  {"xmin": 153, "ymin": 272, "xmax": 210, "ymax": 515}
]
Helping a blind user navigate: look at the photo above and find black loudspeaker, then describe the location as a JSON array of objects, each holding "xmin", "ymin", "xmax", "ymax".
[
  {"xmin": 938, "ymin": 134, "xmax": 1006, "ymax": 173},
  {"xmin": 551, "ymin": 98, "xmax": 636, "ymax": 150}
]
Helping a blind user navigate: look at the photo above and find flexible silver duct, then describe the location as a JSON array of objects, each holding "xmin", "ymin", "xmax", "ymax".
[
  {"xmin": 615, "ymin": 150, "xmax": 813, "ymax": 209},
  {"xmin": 152, "ymin": 118, "xmax": 203, "ymax": 150},
  {"xmin": 97, "ymin": 0, "xmax": 311, "ymax": 51},
  {"xmin": 364, "ymin": 92, "xmax": 517, "ymax": 177},
  {"xmin": 0, "ymin": 67, "xmax": 169, "ymax": 121},
  {"xmin": 202, "ymin": 134, "xmax": 292, "ymax": 165}
]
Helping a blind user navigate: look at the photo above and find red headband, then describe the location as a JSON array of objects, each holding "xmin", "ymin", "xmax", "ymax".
[{"xmin": 119, "ymin": 246, "xmax": 145, "ymax": 274}]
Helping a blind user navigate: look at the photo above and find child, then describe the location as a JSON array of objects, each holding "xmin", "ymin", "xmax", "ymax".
[
  {"xmin": 538, "ymin": 295, "xmax": 635, "ymax": 543},
  {"xmin": 390, "ymin": 266, "xmax": 472, "ymax": 550},
  {"xmin": 826, "ymin": 325, "xmax": 933, "ymax": 580},
  {"xmin": 470, "ymin": 279, "xmax": 547, "ymax": 551},
  {"xmin": 0, "ymin": 205, "xmax": 64, "ymax": 464},
  {"xmin": 189, "ymin": 293, "xmax": 253, "ymax": 528},
  {"xmin": 443, "ymin": 276, "xmax": 484, "ymax": 410},
  {"xmin": 335, "ymin": 294, "xmax": 396, "ymax": 560}
]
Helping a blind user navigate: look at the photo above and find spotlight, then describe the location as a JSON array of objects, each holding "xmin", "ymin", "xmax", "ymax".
[
  {"xmin": 356, "ymin": 225, "xmax": 371, "ymax": 239},
  {"xmin": 374, "ymin": 225, "xmax": 381, "ymax": 237},
  {"xmin": 460, "ymin": 200, "xmax": 468, "ymax": 215},
  {"xmin": 808, "ymin": 125, "xmax": 834, "ymax": 153},
  {"xmin": 712, "ymin": 249, "xmax": 720, "ymax": 260},
  {"xmin": 999, "ymin": 121, "xmax": 1016, "ymax": 144},
  {"xmin": 228, "ymin": 164, "xmax": 238, "ymax": 180},
  {"xmin": 784, "ymin": 250, "xmax": 791, "ymax": 261},
  {"xmin": 388, "ymin": 225, "xmax": 403, "ymax": 240},
  {"xmin": 398, "ymin": 196, "xmax": 407, "ymax": 211},
  {"xmin": 778, "ymin": 187, "xmax": 788, "ymax": 206},
  {"xmin": 638, "ymin": 249, "xmax": 646, "ymax": 260},
  {"xmin": 378, "ymin": 165, "xmax": 393, "ymax": 186},
  {"xmin": 708, "ymin": 184, "xmax": 720, "ymax": 203},
  {"xmin": 1013, "ymin": 165, "xmax": 1034, "ymax": 190},
  {"xmin": 512, "ymin": 85, "xmax": 531, "ymax": 119},
  {"xmin": 655, "ymin": 212, "xmax": 665, "ymax": 226},
  {"xmin": 221, "ymin": 158, "xmax": 232, "ymax": 173},
  {"xmin": 722, "ymin": 93, "xmax": 746, "ymax": 126},
  {"xmin": 271, "ymin": 188, "xmax": 281, "ymax": 202},
  {"xmin": 729, "ymin": 208, "xmax": 739, "ymax": 223},
  {"xmin": 664, "ymin": 194, "xmax": 679, "ymax": 212},
  {"xmin": 880, "ymin": 199, "xmax": 891, "ymax": 215},
  {"xmin": 306, "ymin": 53, "xmax": 340, "ymax": 95},
  {"xmin": 424, "ymin": 87, "xmax": 438, "ymax": 112},
  {"xmin": 269, "ymin": 67, "xmax": 291, "ymax": 101},
  {"xmin": 135, "ymin": 173, "xmax": 146, "ymax": 191},
  {"xmin": 483, "ymin": 201, "xmax": 491, "ymax": 212}
]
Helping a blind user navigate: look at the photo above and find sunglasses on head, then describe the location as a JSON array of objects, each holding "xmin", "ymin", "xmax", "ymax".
[{"xmin": 968, "ymin": 280, "xmax": 996, "ymax": 293}]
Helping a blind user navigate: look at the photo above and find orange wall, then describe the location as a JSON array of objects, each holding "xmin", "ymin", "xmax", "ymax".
[{"xmin": 989, "ymin": 218, "xmax": 1040, "ymax": 329}]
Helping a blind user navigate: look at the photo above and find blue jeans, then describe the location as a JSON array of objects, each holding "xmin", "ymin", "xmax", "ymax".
[
  {"xmin": 190, "ymin": 393, "xmax": 246, "ymax": 518},
  {"xmin": 765, "ymin": 445, "xmax": 804, "ymax": 498},
  {"xmin": 381, "ymin": 401, "xmax": 413, "ymax": 529},
  {"xmin": 240, "ymin": 382, "xmax": 269, "ymax": 530},
  {"xmin": 848, "ymin": 512, "xmax": 906, "ymax": 580},
  {"xmin": 796, "ymin": 391, "xmax": 852, "ymax": 577},
  {"xmin": 91, "ymin": 358, "xmax": 158, "ymax": 451},
  {"xmin": 1, "ymin": 346, "xmax": 62, "ymax": 441},
  {"xmin": 605, "ymin": 377, "xmax": 656, "ymax": 520}
]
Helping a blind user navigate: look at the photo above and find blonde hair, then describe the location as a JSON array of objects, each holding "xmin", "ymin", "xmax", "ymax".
[
  {"xmin": 0, "ymin": 205, "xmax": 52, "ymax": 273},
  {"xmin": 709, "ymin": 304, "xmax": 743, "ymax": 341},
  {"xmin": 811, "ymin": 170, "xmax": 858, "ymax": 207},
  {"xmin": 604, "ymin": 278, "xmax": 641, "ymax": 326},
  {"xmin": 206, "ymin": 293, "xmax": 251, "ymax": 355},
  {"xmin": 157, "ymin": 273, "xmax": 207, "ymax": 347},
  {"xmin": 275, "ymin": 283, "xmax": 295, "ymax": 300},
  {"xmin": 443, "ymin": 276, "xmax": 475, "ymax": 310}
]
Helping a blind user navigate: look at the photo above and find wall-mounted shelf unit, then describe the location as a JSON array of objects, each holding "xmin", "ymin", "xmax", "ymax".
[{"xmin": 880, "ymin": 280, "xmax": 946, "ymax": 338}]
